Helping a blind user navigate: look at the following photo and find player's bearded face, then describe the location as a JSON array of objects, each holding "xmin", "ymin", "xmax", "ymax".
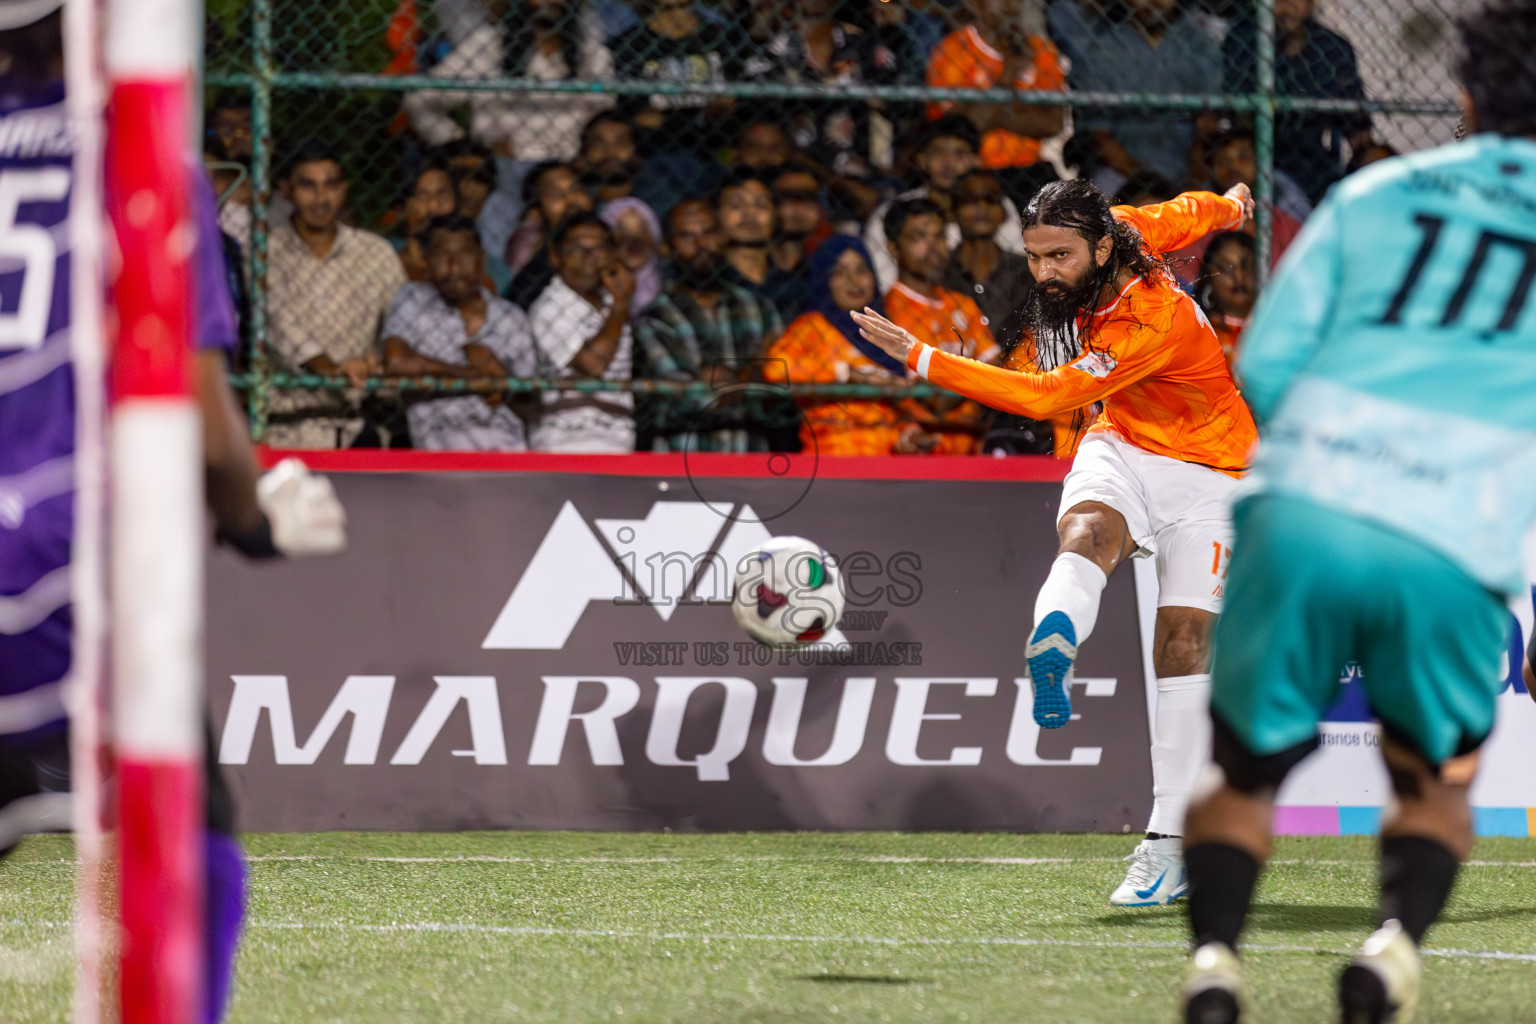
[
  {"xmin": 1030, "ymin": 262, "xmax": 1101, "ymax": 342},
  {"xmin": 1025, "ymin": 225, "xmax": 1106, "ymax": 339}
]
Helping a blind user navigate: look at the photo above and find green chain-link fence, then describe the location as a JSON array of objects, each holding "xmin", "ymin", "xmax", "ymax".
[{"xmin": 202, "ymin": 0, "xmax": 1465, "ymax": 454}]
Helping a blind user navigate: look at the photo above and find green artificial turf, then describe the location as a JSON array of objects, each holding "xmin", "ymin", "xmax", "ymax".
[{"xmin": 2, "ymin": 832, "xmax": 1534, "ymax": 1023}]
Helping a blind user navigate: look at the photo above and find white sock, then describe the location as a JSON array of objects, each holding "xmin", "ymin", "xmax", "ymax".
[
  {"xmin": 1032, "ymin": 552, "xmax": 1109, "ymax": 644},
  {"xmin": 1146, "ymin": 673, "xmax": 1213, "ymax": 838}
]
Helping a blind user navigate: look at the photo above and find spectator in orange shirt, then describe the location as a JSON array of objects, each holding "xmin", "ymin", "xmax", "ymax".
[
  {"xmin": 1193, "ymin": 231, "xmax": 1256, "ymax": 375},
  {"xmin": 883, "ymin": 199, "xmax": 999, "ymax": 363},
  {"xmin": 882, "ymin": 197, "xmax": 999, "ymax": 454},
  {"xmin": 926, "ymin": 0, "xmax": 1066, "ymax": 206},
  {"xmin": 763, "ymin": 236, "xmax": 916, "ymax": 455}
]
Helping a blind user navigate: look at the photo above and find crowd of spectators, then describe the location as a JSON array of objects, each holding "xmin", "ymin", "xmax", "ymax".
[{"xmin": 204, "ymin": 0, "xmax": 1395, "ymax": 456}]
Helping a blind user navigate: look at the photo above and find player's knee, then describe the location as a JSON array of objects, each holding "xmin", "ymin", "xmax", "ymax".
[
  {"xmin": 1153, "ymin": 613, "xmax": 1211, "ymax": 676},
  {"xmin": 1057, "ymin": 507, "xmax": 1125, "ymax": 566},
  {"xmin": 1211, "ymin": 713, "xmax": 1315, "ymax": 797}
]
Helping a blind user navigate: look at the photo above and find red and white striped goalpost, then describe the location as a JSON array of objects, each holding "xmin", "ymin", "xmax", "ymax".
[{"xmin": 103, "ymin": 0, "xmax": 204, "ymax": 1021}]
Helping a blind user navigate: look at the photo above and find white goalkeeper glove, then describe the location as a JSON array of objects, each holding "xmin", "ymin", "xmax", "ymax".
[{"xmin": 256, "ymin": 458, "xmax": 347, "ymax": 557}]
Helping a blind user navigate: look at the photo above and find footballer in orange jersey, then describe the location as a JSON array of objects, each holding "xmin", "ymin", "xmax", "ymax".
[{"xmin": 854, "ymin": 179, "xmax": 1256, "ymax": 908}]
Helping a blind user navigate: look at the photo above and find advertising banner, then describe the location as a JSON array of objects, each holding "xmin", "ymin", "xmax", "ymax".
[
  {"xmin": 209, "ymin": 456, "xmax": 1536, "ymax": 835},
  {"xmin": 209, "ymin": 457, "xmax": 1156, "ymax": 833}
]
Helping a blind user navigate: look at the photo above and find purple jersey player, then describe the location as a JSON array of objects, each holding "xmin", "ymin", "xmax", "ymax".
[
  {"xmin": 0, "ymin": 25, "xmax": 237, "ymax": 756},
  {"xmin": 0, "ymin": 5, "xmax": 82, "ymax": 819}
]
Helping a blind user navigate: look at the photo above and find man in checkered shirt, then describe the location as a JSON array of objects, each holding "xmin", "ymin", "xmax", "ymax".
[
  {"xmin": 635, "ymin": 199, "xmax": 784, "ymax": 452},
  {"xmin": 382, "ymin": 215, "xmax": 537, "ymax": 450}
]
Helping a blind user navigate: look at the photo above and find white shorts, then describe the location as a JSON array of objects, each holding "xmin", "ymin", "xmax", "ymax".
[{"xmin": 1058, "ymin": 432, "xmax": 1238, "ymax": 614}]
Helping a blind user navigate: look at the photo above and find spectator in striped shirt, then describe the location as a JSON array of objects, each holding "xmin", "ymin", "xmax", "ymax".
[{"xmin": 634, "ymin": 199, "xmax": 785, "ymax": 451}]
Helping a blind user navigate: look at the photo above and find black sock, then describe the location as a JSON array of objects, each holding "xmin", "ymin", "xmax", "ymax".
[
  {"xmin": 1185, "ymin": 843, "xmax": 1260, "ymax": 951},
  {"xmin": 1379, "ymin": 835, "xmax": 1459, "ymax": 944}
]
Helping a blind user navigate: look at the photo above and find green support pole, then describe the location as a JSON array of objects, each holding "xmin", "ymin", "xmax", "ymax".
[
  {"xmin": 1255, "ymin": 0, "xmax": 1277, "ymax": 283},
  {"xmin": 247, "ymin": 0, "xmax": 274, "ymax": 441}
]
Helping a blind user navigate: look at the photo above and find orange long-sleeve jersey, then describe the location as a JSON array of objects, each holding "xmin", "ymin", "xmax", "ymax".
[{"xmin": 903, "ymin": 192, "xmax": 1258, "ymax": 476}]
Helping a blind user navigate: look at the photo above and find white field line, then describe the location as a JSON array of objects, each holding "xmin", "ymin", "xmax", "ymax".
[
  {"xmin": 5, "ymin": 917, "xmax": 1535, "ymax": 963},
  {"xmin": 230, "ymin": 855, "xmax": 1536, "ymax": 868},
  {"xmin": 237, "ymin": 921, "xmax": 1536, "ymax": 963}
]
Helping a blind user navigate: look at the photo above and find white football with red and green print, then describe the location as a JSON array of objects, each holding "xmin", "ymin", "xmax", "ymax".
[{"xmin": 730, "ymin": 536, "xmax": 844, "ymax": 648}]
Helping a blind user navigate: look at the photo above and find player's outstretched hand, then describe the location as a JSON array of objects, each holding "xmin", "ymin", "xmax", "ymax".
[
  {"xmin": 257, "ymin": 458, "xmax": 347, "ymax": 558},
  {"xmin": 1225, "ymin": 182, "xmax": 1255, "ymax": 223},
  {"xmin": 850, "ymin": 307, "xmax": 917, "ymax": 365}
]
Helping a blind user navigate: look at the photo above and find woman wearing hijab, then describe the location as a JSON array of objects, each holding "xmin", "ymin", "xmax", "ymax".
[
  {"xmin": 600, "ymin": 196, "xmax": 663, "ymax": 320},
  {"xmin": 764, "ymin": 235, "xmax": 935, "ymax": 455}
]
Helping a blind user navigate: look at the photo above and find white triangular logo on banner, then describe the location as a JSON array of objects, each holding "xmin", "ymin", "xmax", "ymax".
[{"xmin": 481, "ymin": 501, "xmax": 626, "ymax": 650}]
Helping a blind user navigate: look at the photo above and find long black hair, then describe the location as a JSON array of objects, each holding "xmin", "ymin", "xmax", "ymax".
[{"xmin": 1018, "ymin": 178, "xmax": 1170, "ymax": 371}]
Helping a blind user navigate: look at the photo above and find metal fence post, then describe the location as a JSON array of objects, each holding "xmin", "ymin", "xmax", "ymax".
[
  {"xmin": 1255, "ymin": 0, "xmax": 1277, "ymax": 283},
  {"xmin": 247, "ymin": 0, "xmax": 274, "ymax": 440}
]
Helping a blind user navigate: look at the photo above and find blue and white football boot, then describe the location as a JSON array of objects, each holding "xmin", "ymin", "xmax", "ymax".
[
  {"xmin": 1026, "ymin": 611, "xmax": 1077, "ymax": 729},
  {"xmin": 1110, "ymin": 837, "xmax": 1188, "ymax": 906}
]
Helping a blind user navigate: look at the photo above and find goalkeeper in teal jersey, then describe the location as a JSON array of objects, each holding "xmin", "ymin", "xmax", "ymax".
[{"xmin": 1178, "ymin": 3, "xmax": 1536, "ymax": 1023}]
